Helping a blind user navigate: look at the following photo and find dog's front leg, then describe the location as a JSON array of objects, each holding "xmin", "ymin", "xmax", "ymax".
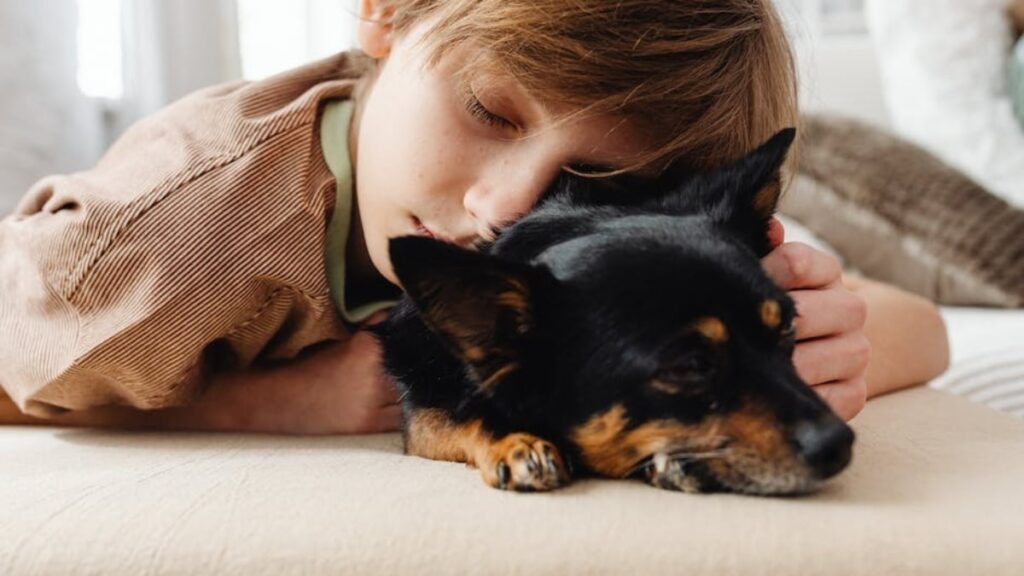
[{"xmin": 405, "ymin": 407, "xmax": 571, "ymax": 491}]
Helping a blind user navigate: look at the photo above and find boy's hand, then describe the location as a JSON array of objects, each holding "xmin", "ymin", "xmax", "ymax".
[
  {"xmin": 760, "ymin": 218, "xmax": 869, "ymax": 422},
  {"xmin": 284, "ymin": 310, "xmax": 402, "ymax": 434}
]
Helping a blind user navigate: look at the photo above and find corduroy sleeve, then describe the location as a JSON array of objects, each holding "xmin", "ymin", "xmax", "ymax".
[{"xmin": 0, "ymin": 53, "xmax": 367, "ymax": 418}]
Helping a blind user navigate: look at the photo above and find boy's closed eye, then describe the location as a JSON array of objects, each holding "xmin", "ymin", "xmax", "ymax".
[{"xmin": 458, "ymin": 80, "xmax": 634, "ymax": 179}]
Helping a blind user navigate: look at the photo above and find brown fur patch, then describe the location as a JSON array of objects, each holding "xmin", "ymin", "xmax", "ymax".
[
  {"xmin": 478, "ymin": 362, "xmax": 519, "ymax": 392},
  {"xmin": 701, "ymin": 401, "xmax": 793, "ymax": 483},
  {"xmin": 405, "ymin": 408, "xmax": 486, "ymax": 464},
  {"xmin": 760, "ymin": 299, "xmax": 782, "ymax": 330},
  {"xmin": 752, "ymin": 178, "xmax": 782, "ymax": 221},
  {"xmin": 692, "ymin": 316, "xmax": 728, "ymax": 343},
  {"xmin": 406, "ymin": 408, "xmax": 569, "ymax": 490},
  {"xmin": 570, "ymin": 404, "xmax": 718, "ymax": 477}
]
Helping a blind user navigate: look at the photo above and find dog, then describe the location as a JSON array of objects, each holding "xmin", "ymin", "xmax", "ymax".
[{"xmin": 370, "ymin": 128, "xmax": 855, "ymax": 495}]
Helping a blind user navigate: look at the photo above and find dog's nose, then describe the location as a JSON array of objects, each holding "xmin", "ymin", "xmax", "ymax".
[{"xmin": 791, "ymin": 417, "xmax": 854, "ymax": 480}]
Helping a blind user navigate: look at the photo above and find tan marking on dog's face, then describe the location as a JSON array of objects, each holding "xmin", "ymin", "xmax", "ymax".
[
  {"xmin": 760, "ymin": 299, "xmax": 782, "ymax": 330},
  {"xmin": 478, "ymin": 362, "xmax": 519, "ymax": 392},
  {"xmin": 650, "ymin": 379, "xmax": 682, "ymax": 395},
  {"xmin": 692, "ymin": 316, "xmax": 728, "ymax": 343},
  {"xmin": 698, "ymin": 401, "xmax": 810, "ymax": 493},
  {"xmin": 570, "ymin": 404, "xmax": 721, "ymax": 478},
  {"xmin": 496, "ymin": 279, "xmax": 529, "ymax": 312},
  {"xmin": 497, "ymin": 289, "xmax": 532, "ymax": 336}
]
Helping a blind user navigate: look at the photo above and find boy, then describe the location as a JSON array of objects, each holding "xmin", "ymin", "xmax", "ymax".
[{"xmin": 0, "ymin": 0, "xmax": 949, "ymax": 433}]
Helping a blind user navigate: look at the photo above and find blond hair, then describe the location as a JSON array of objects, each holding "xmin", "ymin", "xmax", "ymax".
[{"xmin": 364, "ymin": 0, "xmax": 798, "ymax": 179}]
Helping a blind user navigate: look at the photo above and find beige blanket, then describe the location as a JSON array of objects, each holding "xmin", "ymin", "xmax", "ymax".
[{"xmin": 2, "ymin": 386, "xmax": 1023, "ymax": 575}]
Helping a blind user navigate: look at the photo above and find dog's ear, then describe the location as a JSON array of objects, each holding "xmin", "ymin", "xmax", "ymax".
[
  {"xmin": 388, "ymin": 236, "xmax": 550, "ymax": 396},
  {"xmin": 645, "ymin": 128, "xmax": 796, "ymax": 255}
]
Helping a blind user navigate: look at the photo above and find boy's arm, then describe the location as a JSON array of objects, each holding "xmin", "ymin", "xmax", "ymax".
[
  {"xmin": 0, "ymin": 314, "xmax": 402, "ymax": 435},
  {"xmin": 845, "ymin": 274, "xmax": 950, "ymax": 399}
]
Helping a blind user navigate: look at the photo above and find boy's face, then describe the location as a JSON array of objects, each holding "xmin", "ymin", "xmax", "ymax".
[{"xmin": 353, "ymin": 16, "xmax": 653, "ymax": 286}]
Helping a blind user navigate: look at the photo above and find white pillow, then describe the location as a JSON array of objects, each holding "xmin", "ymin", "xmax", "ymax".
[{"xmin": 865, "ymin": 0, "xmax": 1024, "ymax": 208}]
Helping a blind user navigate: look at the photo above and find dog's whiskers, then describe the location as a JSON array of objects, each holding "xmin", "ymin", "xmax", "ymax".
[{"xmin": 625, "ymin": 445, "xmax": 732, "ymax": 478}]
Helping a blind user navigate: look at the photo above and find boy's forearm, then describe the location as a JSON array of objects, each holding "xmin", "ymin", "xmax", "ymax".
[
  {"xmin": 845, "ymin": 275, "xmax": 951, "ymax": 399},
  {"xmin": 0, "ymin": 354, "xmax": 313, "ymax": 433}
]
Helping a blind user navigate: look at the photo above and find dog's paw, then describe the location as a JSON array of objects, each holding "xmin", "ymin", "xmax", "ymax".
[
  {"xmin": 642, "ymin": 452, "xmax": 703, "ymax": 493},
  {"xmin": 479, "ymin": 433, "xmax": 571, "ymax": 491}
]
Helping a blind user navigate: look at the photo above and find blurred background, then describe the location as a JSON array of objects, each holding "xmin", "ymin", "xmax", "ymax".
[{"xmin": 0, "ymin": 0, "xmax": 1021, "ymax": 214}]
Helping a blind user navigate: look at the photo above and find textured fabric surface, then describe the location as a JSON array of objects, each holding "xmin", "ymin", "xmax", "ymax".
[
  {"xmin": 0, "ymin": 52, "xmax": 372, "ymax": 418},
  {"xmin": 930, "ymin": 307, "xmax": 1024, "ymax": 419},
  {"xmin": 1, "ymin": 386, "xmax": 1023, "ymax": 575},
  {"xmin": 782, "ymin": 114, "xmax": 1024, "ymax": 307}
]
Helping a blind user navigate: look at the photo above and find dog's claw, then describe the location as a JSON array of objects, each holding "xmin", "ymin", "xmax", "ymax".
[
  {"xmin": 526, "ymin": 452, "xmax": 540, "ymax": 474},
  {"xmin": 497, "ymin": 462, "xmax": 510, "ymax": 489},
  {"xmin": 482, "ymin": 434, "xmax": 571, "ymax": 492}
]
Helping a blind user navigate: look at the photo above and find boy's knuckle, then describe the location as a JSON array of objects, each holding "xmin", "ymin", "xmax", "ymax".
[
  {"xmin": 781, "ymin": 242, "xmax": 812, "ymax": 281},
  {"xmin": 846, "ymin": 292, "xmax": 868, "ymax": 326},
  {"xmin": 851, "ymin": 335, "xmax": 871, "ymax": 369}
]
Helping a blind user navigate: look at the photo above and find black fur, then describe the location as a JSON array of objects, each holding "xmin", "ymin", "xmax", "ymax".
[{"xmin": 371, "ymin": 128, "xmax": 854, "ymax": 495}]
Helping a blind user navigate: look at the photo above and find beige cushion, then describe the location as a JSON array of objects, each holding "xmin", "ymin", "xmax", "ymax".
[{"xmin": 2, "ymin": 386, "xmax": 1024, "ymax": 575}]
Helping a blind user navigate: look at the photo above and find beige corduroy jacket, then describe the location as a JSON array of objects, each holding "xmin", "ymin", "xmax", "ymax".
[{"xmin": 0, "ymin": 52, "xmax": 372, "ymax": 418}]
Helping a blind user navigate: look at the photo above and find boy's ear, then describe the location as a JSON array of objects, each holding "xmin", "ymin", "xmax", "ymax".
[
  {"xmin": 388, "ymin": 236, "xmax": 550, "ymax": 396},
  {"xmin": 645, "ymin": 128, "xmax": 796, "ymax": 256},
  {"xmin": 357, "ymin": 0, "xmax": 395, "ymax": 58}
]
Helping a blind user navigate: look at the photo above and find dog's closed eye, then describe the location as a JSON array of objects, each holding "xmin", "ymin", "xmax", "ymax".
[{"xmin": 651, "ymin": 349, "xmax": 717, "ymax": 395}]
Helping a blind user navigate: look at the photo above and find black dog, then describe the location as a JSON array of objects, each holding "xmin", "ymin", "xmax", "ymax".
[{"xmin": 371, "ymin": 129, "xmax": 854, "ymax": 495}]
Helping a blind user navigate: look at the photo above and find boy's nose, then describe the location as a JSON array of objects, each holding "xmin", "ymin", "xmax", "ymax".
[{"xmin": 463, "ymin": 167, "xmax": 561, "ymax": 234}]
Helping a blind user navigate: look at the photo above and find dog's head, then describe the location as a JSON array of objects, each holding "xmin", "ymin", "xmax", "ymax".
[{"xmin": 388, "ymin": 129, "xmax": 854, "ymax": 495}]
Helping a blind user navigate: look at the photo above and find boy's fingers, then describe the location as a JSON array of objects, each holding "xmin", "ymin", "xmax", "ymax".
[
  {"xmin": 810, "ymin": 378, "xmax": 867, "ymax": 423},
  {"xmin": 761, "ymin": 242, "xmax": 842, "ymax": 290},
  {"xmin": 766, "ymin": 217, "xmax": 785, "ymax": 250},
  {"xmin": 789, "ymin": 288, "xmax": 868, "ymax": 340},
  {"xmin": 792, "ymin": 332, "xmax": 871, "ymax": 387}
]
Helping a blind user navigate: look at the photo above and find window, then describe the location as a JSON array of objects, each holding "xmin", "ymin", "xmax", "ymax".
[
  {"xmin": 236, "ymin": 0, "xmax": 358, "ymax": 80},
  {"xmin": 76, "ymin": 0, "xmax": 124, "ymax": 99}
]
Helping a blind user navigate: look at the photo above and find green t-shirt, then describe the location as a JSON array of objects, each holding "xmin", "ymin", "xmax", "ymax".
[{"xmin": 320, "ymin": 99, "xmax": 399, "ymax": 323}]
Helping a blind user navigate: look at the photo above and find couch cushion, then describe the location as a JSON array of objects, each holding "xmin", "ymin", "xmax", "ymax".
[{"xmin": 2, "ymin": 387, "xmax": 1023, "ymax": 575}]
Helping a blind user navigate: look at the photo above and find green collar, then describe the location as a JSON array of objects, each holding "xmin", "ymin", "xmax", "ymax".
[{"xmin": 320, "ymin": 99, "xmax": 398, "ymax": 323}]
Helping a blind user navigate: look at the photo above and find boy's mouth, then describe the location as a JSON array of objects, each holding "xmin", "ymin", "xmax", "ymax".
[
  {"xmin": 412, "ymin": 216, "xmax": 438, "ymax": 239},
  {"xmin": 412, "ymin": 216, "xmax": 461, "ymax": 246}
]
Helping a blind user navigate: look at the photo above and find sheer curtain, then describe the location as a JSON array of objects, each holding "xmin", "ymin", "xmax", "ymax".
[
  {"xmin": 113, "ymin": 0, "xmax": 243, "ymax": 137},
  {"xmin": 111, "ymin": 0, "xmax": 356, "ymax": 141},
  {"xmin": 0, "ymin": 0, "xmax": 102, "ymax": 216}
]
